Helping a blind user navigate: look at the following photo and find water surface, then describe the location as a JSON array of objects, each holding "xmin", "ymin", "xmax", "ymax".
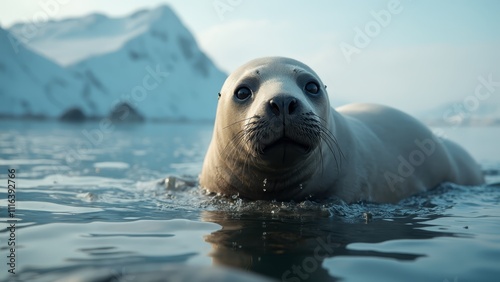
[{"xmin": 0, "ymin": 121, "xmax": 499, "ymax": 282}]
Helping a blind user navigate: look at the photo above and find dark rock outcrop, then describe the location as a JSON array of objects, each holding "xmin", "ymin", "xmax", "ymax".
[
  {"xmin": 59, "ymin": 107, "xmax": 86, "ymax": 122},
  {"xmin": 109, "ymin": 102, "xmax": 145, "ymax": 122}
]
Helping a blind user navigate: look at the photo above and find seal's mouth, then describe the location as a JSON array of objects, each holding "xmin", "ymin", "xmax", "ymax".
[{"xmin": 261, "ymin": 137, "xmax": 310, "ymax": 154}]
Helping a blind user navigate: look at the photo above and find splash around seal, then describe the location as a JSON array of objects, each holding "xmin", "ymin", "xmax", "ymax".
[{"xmin": 200, "ymin": 57, "xmax": 484, "ymax": 203}]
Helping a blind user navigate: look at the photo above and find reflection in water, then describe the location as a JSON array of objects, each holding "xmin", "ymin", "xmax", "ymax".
[{"xmin": 201, "ymin": 209, "xmax": 456, "ymax": 281}]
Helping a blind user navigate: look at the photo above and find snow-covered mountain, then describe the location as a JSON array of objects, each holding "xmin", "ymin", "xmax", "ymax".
[
  {"xmin": 0, "ymin": 27, "xmax": 83, "ymax": 118},
  {"xmin": 3, "ymin": 5, "xmax": 226, "ymax": 121},
  {"xmin": 9, "ymin": 11, "xmax": 153, "ymax": 67}
]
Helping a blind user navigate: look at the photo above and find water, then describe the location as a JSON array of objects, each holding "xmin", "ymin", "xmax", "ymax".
[{"xmin": 0, "ymin": 121, "xmax": 499, "ymax": 282}]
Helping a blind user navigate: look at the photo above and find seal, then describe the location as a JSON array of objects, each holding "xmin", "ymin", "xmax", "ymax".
[{"xmin": 200, "ymin": 57, "xmax": 484, "ymax": 203}]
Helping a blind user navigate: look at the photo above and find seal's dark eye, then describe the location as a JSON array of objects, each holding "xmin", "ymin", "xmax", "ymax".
[
  {"xmin": 305, "ymin": 81, "xmax": 320, "ymax": 95},
  {"xmin": 234, "ymin": 86, "xmax": 252, "ymax": 101}
]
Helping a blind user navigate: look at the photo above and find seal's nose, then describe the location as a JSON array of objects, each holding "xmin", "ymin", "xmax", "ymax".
[{"xmin": 269, "ymin": 96, "xmax": 299, "ymax": 116}]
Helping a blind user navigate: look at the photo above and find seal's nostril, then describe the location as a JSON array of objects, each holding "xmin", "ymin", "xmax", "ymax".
[
  {"xmin": 269, "ymin": 99, "xmax": 281, "ymax": 116},
  {"xmin": 288, "ymin": 98, "xmax": 298, "ymax": 114},
  {"xmin": 269, "ymin": 96, "xmax": 299, "ymax": 116}
]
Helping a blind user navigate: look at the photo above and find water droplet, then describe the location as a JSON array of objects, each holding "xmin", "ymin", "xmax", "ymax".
[
  {"xmin": 299, "ymin": 184, "xmax": 303, "ymax": 190},
  {"xmin": 262, "ymin": 178, "xmax": 267, "ymax": 187},
  {"xmin": 263, "ymin": 188, "xmax": 267, "ymax": 192}
]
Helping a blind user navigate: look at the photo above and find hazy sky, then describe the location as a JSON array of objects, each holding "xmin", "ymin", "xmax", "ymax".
[{"xmin": 1, "ymin": 0, "xmax": 499, "ymax": 113}]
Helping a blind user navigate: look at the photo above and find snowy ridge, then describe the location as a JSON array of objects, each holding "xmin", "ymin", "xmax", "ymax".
[
  {"xmin": 9, "ymin": 13, "xmax": 147, "ymax": 67},
  {"xmin": 0, "ymin": 27, "xmax": 82, "ymax": 118},
  {"xmin": 2, "ymin": 5, "xmax": 226, "ymax": 121}
]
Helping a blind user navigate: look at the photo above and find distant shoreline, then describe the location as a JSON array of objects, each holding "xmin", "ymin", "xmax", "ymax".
[
  {"xmin": 1, "ymin": 115, "xmax": 499, "ymax": 127},
  {"xmin": 0, "ymin": 115, "xmax": 214, "ymax": 124},
  {"xmin": 421, "ymin": 118, "xmax": 500, "ymax": 127}
]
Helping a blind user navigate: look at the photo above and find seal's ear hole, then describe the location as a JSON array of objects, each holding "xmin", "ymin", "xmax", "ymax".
[
  {"xmin": 218, "ymin": 93, "xmax": 221, "ymax": 100},
  {"xmin": 325, "ymin": 85, "xmax": 327, "ymax": 89},
  {"xmin": 305, "ymin": 81, "xmax": 320, "ymax": 95},
  {"xmin": 234, "ymin": 86, "xmax": 252, "ymax": 101}
]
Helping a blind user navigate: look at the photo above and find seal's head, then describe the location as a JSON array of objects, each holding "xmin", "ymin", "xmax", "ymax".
[{"xmin": 201, "ymin": 57, "xmax": 340, "ymax": 200}]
